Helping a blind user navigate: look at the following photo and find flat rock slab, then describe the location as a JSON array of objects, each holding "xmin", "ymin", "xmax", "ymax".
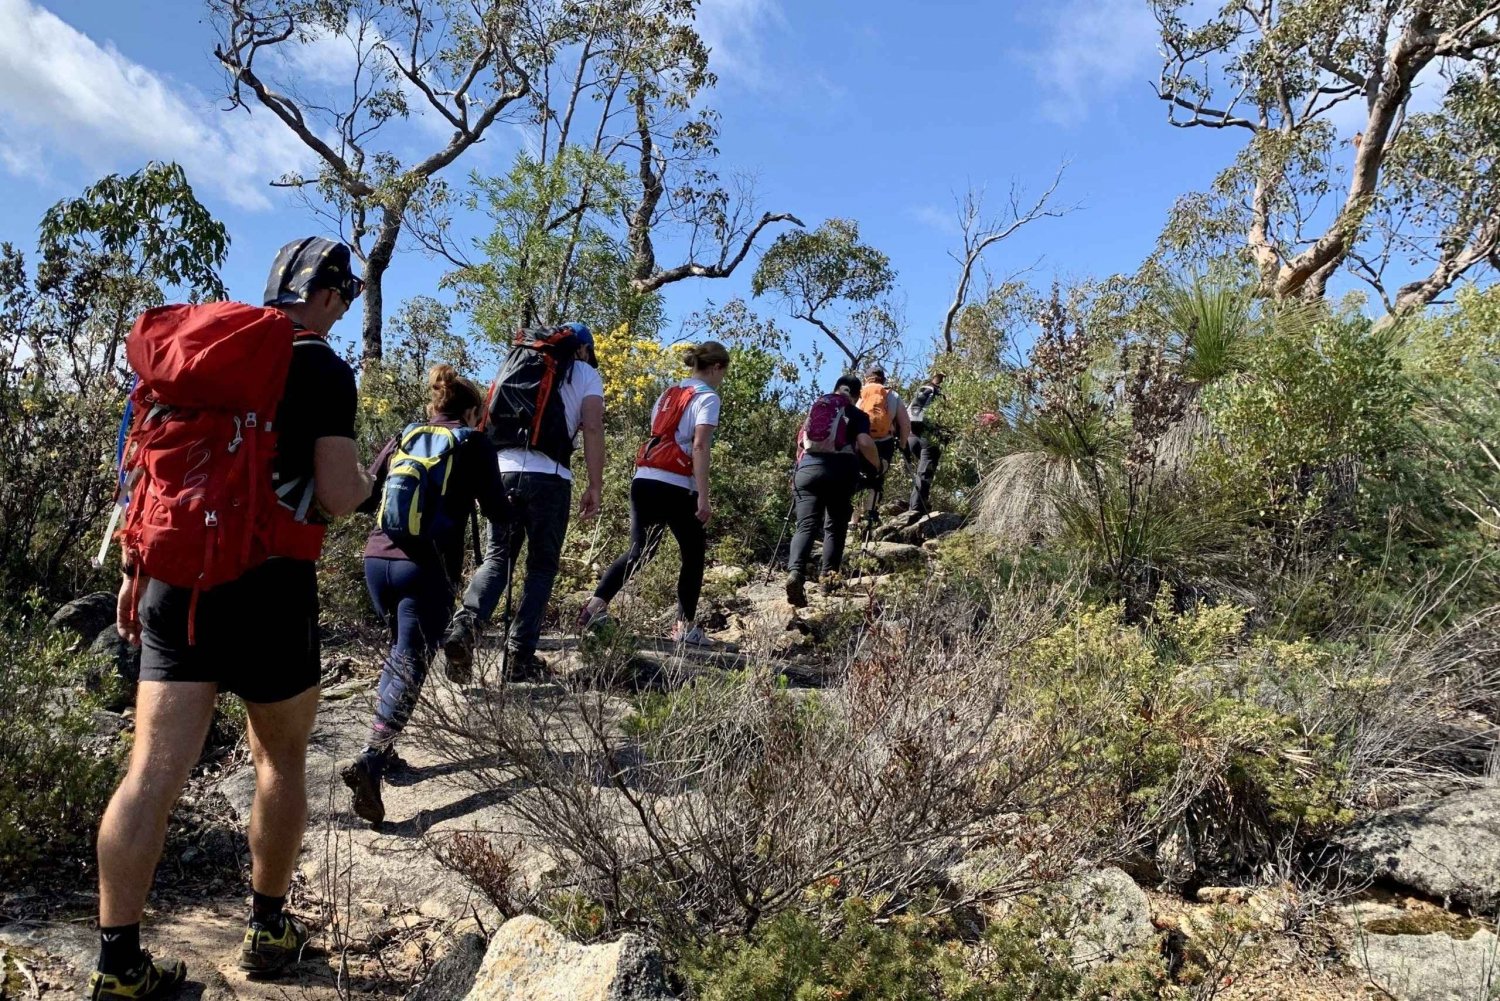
[
  {"xmin": 1345, "ymin": 786, "xmax": 1500, "ymax": 911},
  {"xmin": 1356, "ymin": 927, "xmax": 1498, "ymax": 1001}
]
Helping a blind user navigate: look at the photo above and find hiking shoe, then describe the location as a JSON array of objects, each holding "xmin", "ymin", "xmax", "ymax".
[
  {"xmin": 86, "ymin": 952, "xmax": 186, "ymax": 1000},
  {"xmin": 339, "ymin": 754, "xmax": 385, "ymax": 826},
  {"xmin": 505, "ymin": 650, "xmax": 550, "ymax": 682},
  {"xmin": 671, "ymin": 622, "xmax": 713, "ymax": 647},
  {"xmin": 575, "ymin": 600, "xmax": 610, "ymax": 634},
  {"xmin": 785, "ymin": 575, "xmax": 808, "ymax": 608},
  {"xmin": 441, "ymin": 611, "xmax": 478, "ymax": 683},
  {"xmin": 238, "ymin": 913, "xmax": 311, "ymax": 976}
]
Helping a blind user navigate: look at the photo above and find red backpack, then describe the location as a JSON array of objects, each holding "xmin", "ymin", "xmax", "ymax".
[
  {"xmin": 118, "ymin": 302, "xmax": 323, "ymax": 639},
  {"xmin": 635, "ymin": 384, "xmax": 698, "ymax": 477},
  {"xmin": 799, "ymin": 393, "xmax": 852, "ymax": 459}
]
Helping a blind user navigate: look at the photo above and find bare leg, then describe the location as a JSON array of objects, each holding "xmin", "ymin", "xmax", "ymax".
[
  {"xmin": 243, "ymin": 686, "xmax": 320, "ymax": 897},
  {"xmin": 97, "ymin": 681, "xmax": 218, "ymax": 926}
]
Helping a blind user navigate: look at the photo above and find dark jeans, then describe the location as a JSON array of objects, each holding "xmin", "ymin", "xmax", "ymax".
[
  {"xmin": 462, "ymin": 471, "xmax": 571, "ymax": 656},
  {"xmin": 787, "ymin": 459, "xmax": 857, "ymax": 580},
  {"xmin": 364, "ymin": 557, "xmax": 454, "ymax": 735},
  {"xmin": 594, "ymin": 477, "xmax": 706, "ymax": 621},
  {"xmin": 907, "ymin": 427, "xmax": 942, "ymax": 514}
]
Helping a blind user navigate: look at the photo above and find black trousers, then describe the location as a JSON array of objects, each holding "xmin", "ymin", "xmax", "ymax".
[
  {"xmin": 787, "ymin": 459, "xmax": 857, "ymax": 580},
  {"xmin": 907, "ymin": 426, "xmax": 942, "ymax": 514},
  {"xmin": 594, "ymin": 477, "xmax": 707, "ymax": 621}
]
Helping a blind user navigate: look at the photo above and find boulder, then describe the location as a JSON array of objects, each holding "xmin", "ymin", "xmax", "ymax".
[
  {"xmin": 862, "ymin": 541, "xmax": 924, "ymax": 572},
  {"xmin": 462, "ymin": 915, "xmax": 674, "ymax": 1001},
  {"xmin": 886, "ymin": 512, "xmax": 965, "ymax": 545},
  {"xmin": 408, "ymin": 931, "xmax": 488, "ymax": 1001},
  {"xmin": 1056, "ymin": 867, "xmax": 1156, "ymax": 967},
  {"xmin": 48, "ymin": 592, "xmax": 115, "ymax": 644},
  {"xmin": 1344, "ymin": 786, "xmax": 1500, "ymax": 911},
  {"xmin": 1355, "ymin": 925, "xmax": 1498, "ymax": 1001}
]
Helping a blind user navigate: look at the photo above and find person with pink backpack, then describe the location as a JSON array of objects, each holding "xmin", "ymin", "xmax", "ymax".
[{"xmin": 784, "ymin": 374, "xmax": 881, "ymax": 607}]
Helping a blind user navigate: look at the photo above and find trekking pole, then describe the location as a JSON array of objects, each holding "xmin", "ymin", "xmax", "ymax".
[{"xmin": 762, "ymin": 496, "xmax": 796, "ymax": 583}]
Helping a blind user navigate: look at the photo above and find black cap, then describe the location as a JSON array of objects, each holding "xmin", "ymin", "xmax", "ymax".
[
  {"xmin": 834, "ymin": 374, "xmax": 862, "ymax": 397},
  {"xmin": 264, "ymin": 237, "xmax": 361, "ymax": 307},
  {"xmin": 864, "ymin": 365, "xmax": 887, "ymax": 383}
]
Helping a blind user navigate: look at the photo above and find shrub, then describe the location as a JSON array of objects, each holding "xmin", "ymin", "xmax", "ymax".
[{"xmin": 0, "ymin": 604, "xmax": 124, "ymax": 882}]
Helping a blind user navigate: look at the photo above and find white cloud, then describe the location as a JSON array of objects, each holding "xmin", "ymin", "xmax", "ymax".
[
  {"xmin": 1025, "ymin": 0, "xmax": 1160, "ymax": 126},
  {"xmin": 696, "ymin": 0, "xmax": 787, "ymax": 88},
  {"xmin": 0, "ymin": 0, "xmax": 311, "ymax": 210},
  {"xmin": 908, "ymin": 202, "xmax": 960, "ymax": 237}
]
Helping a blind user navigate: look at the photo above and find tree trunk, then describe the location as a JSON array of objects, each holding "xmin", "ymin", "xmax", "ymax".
[{"xmin": 361, "ymin": 204, "xmax": 405, "ymax": 364}]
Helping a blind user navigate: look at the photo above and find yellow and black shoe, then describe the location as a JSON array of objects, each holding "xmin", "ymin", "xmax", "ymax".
[
  {"xmin": 85, "ymin": 952, "xmax": 187, "ymax": 999},
  {"xmin": 237, "ymin": 913, "xmax": 310, "ymax": 976}
]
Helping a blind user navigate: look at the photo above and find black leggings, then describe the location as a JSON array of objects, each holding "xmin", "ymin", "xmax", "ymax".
[{"xmin": 594, "ymin": 478, "xmax": 707, "ymax": 621}]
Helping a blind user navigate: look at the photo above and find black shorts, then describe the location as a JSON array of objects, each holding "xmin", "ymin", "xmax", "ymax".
[{"xmin": 139, "ymin": 558, "xmax": 322, "ymax": 704}]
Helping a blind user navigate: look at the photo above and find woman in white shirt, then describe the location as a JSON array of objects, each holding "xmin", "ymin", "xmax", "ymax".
[{"xmin": 578, "ymin": 341, "xmax": 729, "ymax": 645}]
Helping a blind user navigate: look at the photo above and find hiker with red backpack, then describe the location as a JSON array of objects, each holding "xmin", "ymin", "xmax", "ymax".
[
  {"xmin": 576, "ymin": 341, "xmax": 729, "ymax": 645},
  {"xmin": 441, "ymin": 322, "xmax": 605, "ymax": 680},
  {"xmin": 784, "ymin": 374, "xmax": 882, "ymax": 607},
  {"xmin": 92, "ymin": 238, "xmax": 368, "ymax": 999},
  {"xmin": 339, "ymin": 365, "xmax": 509, "ymax": 827}
]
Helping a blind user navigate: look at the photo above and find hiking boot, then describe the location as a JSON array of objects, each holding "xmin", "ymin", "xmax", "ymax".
[
  {"xmin": 238, "ymin": 913, "xmax": 311, "ymax": 976},
  {"xmin": 441, "ymin": 610, "xmax": 479, "ymax": 683},
  {"xmin": 339, "ymin": 753, "xmax": 385, "ymax": 826},
  {"xmin": 505, "ymin": 650, "xmax": 550, "ymax": 683},
  {"xmin": 785, "ymin": 574, "xmax": 808, "ymax": 608},
  {"xmin": 671, "ymin": 621, "xmax": 713, "ymax": 647},
  {"xmin": 85, "ymin": 952, "xmax": 186, "ymax": 1000},
  {"xmin": 817, "ymin": 571, "xmax": 845, "ymax": 595}
]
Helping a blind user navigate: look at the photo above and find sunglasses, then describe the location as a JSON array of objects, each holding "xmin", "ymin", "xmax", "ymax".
[{"xmin": 338, "ymin": 275, "xmax": 365, "ymax": 305}]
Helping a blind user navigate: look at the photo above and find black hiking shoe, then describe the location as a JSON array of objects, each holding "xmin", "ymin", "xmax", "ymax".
[
  {"xmin": 441, "ymin": 611, "xmax": 478, "ymax": 684},
  {"xmin": 505, "ymin": 650, "xmax": 550, "ymax": 683},
  {"xmin": 85, "ymin": 952, "xmax": 186, "ymax": 1000},
  {"xmin": 238, "ymin": 913, "xmax": 311, "ymax": 977},
  {"xmin": 339, "ymin": 753, "xmax": 385, "ymax": 826},
  {"xmin": 785, "ymin": 574, "xmax": 807, "ymax": 608}
]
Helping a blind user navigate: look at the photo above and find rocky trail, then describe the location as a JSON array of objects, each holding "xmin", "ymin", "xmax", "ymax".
[{"xmin": 4, "ymin": 511, "xmax": 1499, "ymax": 999}]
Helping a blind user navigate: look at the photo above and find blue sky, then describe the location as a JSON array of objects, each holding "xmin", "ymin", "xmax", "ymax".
[{"xmin": 0, "ymin": 0, "xmax": 1251, "ymax": 374}]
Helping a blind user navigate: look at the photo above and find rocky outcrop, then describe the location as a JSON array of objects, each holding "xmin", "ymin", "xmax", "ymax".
[
  {"xmin": 462, "ymin": 915, "xmax": 673, "ymax": 1001},
  {"xmin": 1344, "ymin": 900, "xmax": 1499, "ymax": 1001},
  {"xmin": 1056, "ymin": 867, "xmax": 1157, "ymax": 967},
  {"xmin": 1344, "ymin": 786, "xmax": 1500, "ymax": 911},
  {"xmin": 47, "ymin": 592, "xmax": 115, "ymax": 643},
  {"xmin": 407, "ymin": 931, "xmax": 488, "ymax": 1001}
]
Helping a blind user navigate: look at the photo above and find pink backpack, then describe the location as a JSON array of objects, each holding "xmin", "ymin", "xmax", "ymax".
[{"xmin": 800, "ymin": 394, "xmax": 852, "ymax": 456}]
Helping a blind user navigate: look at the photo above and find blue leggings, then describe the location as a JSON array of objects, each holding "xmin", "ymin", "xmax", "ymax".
[{"xmin": 364, "ymin": 557, "xmax": 453, "ymax": 738}]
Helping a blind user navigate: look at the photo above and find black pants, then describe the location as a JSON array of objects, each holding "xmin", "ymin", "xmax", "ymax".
[
  {"xmin": 907, "ymin": 427, "xmax": 942, "ymax": 514},
  {"xmin": 787, "ymin": 460, "xmax": 857, "ymax": 580},
  {"xmin": 462, "ymin": 472, "xmax": 571, "ymax": 655},
  {"xmin": 594, "ymin": 478, "xmax": 706, "ymax": 621}
]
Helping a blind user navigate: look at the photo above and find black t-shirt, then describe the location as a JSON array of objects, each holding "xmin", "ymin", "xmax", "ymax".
[{"xmin": 272, "ymin": 336, "xmax": 358, "ymax": 519}]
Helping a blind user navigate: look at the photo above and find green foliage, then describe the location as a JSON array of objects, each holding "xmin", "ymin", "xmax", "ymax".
[
  {"xmin": 38, "ymin": 161, "xmax": 229, "ymax": 301},
  {"xmin": 1157, "ymin": 282, "xmax": 1251, "ymax": 386},
  {"xmin": 679, "ymin": 897, "xmax": 1168, "ymax": 1001},
  {"xmin": 752, "ymin": 218, "xmax": 898, "ymax": 365},
  {"xmin": 0, "ymin": 603, "xmax": 123, "ymax": 881}
]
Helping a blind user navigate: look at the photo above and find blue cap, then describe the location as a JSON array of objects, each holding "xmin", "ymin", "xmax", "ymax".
[{"xmin": 561, "ymin": 321, "xmax": 593, "ymax": 348}]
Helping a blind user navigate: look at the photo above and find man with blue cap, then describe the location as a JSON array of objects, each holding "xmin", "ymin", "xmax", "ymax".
[{"xmin": 442, "ymin": 321, "xmax": 605, "ymax": 678}]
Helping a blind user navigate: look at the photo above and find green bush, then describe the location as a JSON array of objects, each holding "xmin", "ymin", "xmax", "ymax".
[
  {"xmin": 0, "ymin": 604, "xmax": 124, "ymax": 881},
  {"xmin": 678, "ymin": 897, "xmax": 1167, "ymax": 1001}
]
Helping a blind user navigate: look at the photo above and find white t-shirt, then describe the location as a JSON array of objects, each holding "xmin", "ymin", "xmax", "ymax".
[
  {"xmin": 634, "ymin": 378, "xmax": 721, "ymax": 493},
  {"xmin": 497, "ymin": 360, "xmax": 604, "ymax": 482}
]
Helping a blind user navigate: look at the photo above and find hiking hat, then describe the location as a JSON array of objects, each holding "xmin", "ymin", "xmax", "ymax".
[
  {"xmin": 264, "ymin": 237, "xmax": 364, "ymax": 307},
  {"xmin": 864, "ymin": 365, "xmax": 887, "ymax": 383}
]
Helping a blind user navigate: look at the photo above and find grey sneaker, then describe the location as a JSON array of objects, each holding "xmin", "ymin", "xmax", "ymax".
[{"xmin": 672, "ymin": 622, "xmax": 713, "ymax": 647}]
